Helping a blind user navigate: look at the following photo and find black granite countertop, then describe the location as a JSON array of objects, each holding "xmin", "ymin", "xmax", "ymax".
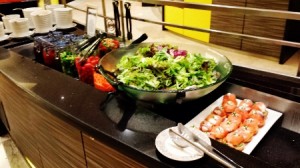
[{"xmin": 1, "ymin": 45, "xmax": 300, "ymax": 168}]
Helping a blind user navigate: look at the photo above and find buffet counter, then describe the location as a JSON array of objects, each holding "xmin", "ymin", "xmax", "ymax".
[{"xmin": 0, "ymin": 44, "xmax": 300, "ymax": 167}]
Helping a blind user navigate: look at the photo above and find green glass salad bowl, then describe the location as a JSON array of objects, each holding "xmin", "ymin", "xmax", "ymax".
[{"xmin": 98, "ymin": 43, "xmax": 233, "ymax": 104}]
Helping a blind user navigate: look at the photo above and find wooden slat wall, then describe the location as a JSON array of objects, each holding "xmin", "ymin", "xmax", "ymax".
[
  {"xmin": 210, "ymin": 0, "xmax": 293, "ymax": 60},
  {"xmin": 0, "ymin": 74, "xmax": 43, "ymax": 168},
  {"xmin": 33, "ymin": 107, "xmax": 87, "ymax": 168},
  {"xmin": 210, "ymin": 0, "xmax": 246, "ymax": 49},
  {"xmin": 0, "ymin": 73, "xmax": 86, "ymax": 168},
  {"xmin": 246, "ymin": 0, "xmax": 290, "ymax": 10},
  {"xmin": 82, "ymin": 133, "xmax": 147, "ymax": 168},
  {"xmin": 241, "ymin": 0, "xmax": 289, "ymax": 57}
]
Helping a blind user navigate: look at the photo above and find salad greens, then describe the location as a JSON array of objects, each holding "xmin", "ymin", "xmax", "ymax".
[
  {"xmin": 116, "ymin": 43, "xmax": 220, "ymax": 91},
  {"xmin": 60, "ymin": 51, "xmax": 78, "ymax": 78}
]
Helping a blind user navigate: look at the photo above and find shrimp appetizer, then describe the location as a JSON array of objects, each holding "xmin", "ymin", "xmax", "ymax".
[{"xmin": 199, "ymin": 93, "xmax": 269, "ymax": 151}]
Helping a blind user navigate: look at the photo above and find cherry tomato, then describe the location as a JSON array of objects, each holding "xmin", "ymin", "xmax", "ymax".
[
  {"xmin": 87, "ymin": 56, "xmax": 99, "ymax": 64},
  {"xmin": 99, "ymin": 38, "xmax": 120, "ymax": 56},
  {"xmin": 75, "ymin": 56, "xmax": 100, "ymax": 85},
  {"xmin": 90, "ymin": 60, "xmax": 98, "ymax": 66}
]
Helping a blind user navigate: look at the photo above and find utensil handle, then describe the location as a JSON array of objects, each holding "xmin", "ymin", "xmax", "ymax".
[
  {"xmin": 112, "ymin": 1, "xmax": 121, "ymax": 37},
  {"xmin": 98, "ymin": 65, "xmax": 119, "ymax": 86},
  {"xmin": 169, "ymin": 129, "xmax": 236, "ymax": 168},
  {"xmin": 128, "ymin": 33, "xmax": 148, "ymax": 48},
  {"xmin": 124, "ymin": 2, "xmax": 132, "ymax": 40},
  {"xmin": 213, "ymin": 148, "xmax": 243, "ymax": 168}
]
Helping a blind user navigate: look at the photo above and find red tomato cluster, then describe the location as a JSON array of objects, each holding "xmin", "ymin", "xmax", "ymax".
[
  {"xmin": 75, "ymin": 56, "xmax": 100, "ymax": 85},
  {"xmin": 43, "ymin": 47, "xmax": 56, "ymax": 66},
  {"xmin": 199, "ymin": 93, "xmax": 268, "ymax": 151},
  {"xmin": 75, "ymin": 56, "xmax": 115, "ymax": 92},
  {"xmin": 98, "ymin": 38, "xmax": 120, "ymax": 56}
]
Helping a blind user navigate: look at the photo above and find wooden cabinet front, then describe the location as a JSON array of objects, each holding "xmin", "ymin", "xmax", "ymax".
[
  {"xmin": 83, "ymin": 133, "xmax": 147, "ymax": 168},
  {"xmin": 33, "ymin": 106, "xmax": 86, "ymax": 168},
  {"xmin": 0, "ymin": 73, "xmax": 86, "ymax": 168},
  {"xmin": 0, "ymin": 73, "xmax": 43, "ymax": 168}
]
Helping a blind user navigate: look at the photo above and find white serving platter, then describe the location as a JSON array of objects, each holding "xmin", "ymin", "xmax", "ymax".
[{"xmin": 186, "ymin": 95, "xmax": 283, "ymax": 154}]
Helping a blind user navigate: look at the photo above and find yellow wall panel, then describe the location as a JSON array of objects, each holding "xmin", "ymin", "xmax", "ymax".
[
  {"xmin": 164, "ymin": 6, "xmax": 184, "ymax": 34},
  {"xmin": 184, "ymin": 0, "xmax": 212, "ymax": 42}
]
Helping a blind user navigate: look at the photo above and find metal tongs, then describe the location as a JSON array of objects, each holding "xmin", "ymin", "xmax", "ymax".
[
  {"xmin": 124, "ymin": 2, "xmax": 132, "ymax": 40},
  {"xmin": 112, "ymin": 0, "xmax": 121, "ymax": 37},
  {"xmin": 169, "ymin": 123, "xmax": 243, "ymax": 168}
]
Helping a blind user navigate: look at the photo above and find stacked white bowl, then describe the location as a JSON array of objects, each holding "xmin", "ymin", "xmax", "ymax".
[
  {"xmin": 9, "ymin": 18, "xmax": 30, "ymax": 37},
  {"xmin": 54, "ymin": 7, "xmax": 73, "ymax": 29},
  {"xmin": 45, "ymin": 4, "xmax": 65, "ymax": 25},
  {"xmin": 22, "ymin": 7, "xmax": 43, "ymax": 29},
  {"xmin": 31, "ymin": 10, "xmax": 53, "ymax": 33},
  {"xmin": 0, "ymin": 21, "xmax": 9, "ymax": 42},
  {"xmin": 1, "ymin": 14, "xmax": 20, "ymax": 33},
  {"xmin": 0, "ymin": 22, "xmax": 5, "ymax": 37}
]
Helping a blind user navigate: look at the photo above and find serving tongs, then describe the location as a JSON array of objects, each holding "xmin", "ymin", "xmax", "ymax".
[
  {"xmin": 124, "ymin": 2, "xmax": 132, "ymax": 40},
  {"xmin": 169, "ymin": 123, "xmax": 242, "ymax": 168},
  {"xmin": 112, "ymin": 0, "xmax": 121, "ymax": 37}
]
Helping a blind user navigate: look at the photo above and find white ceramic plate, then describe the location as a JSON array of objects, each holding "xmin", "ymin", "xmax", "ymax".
[
  {"xmin": 186, "ymin": 95, "xmax": 283, "ymax": 154},
  {"xmin": 9, "ymin": 31, "xmax": 34, "ymax": 39},
  {"xmin": 0, "ymin": 35, "xmax": 9, "ymax": 42},
  {"xmin": 55, "ymin": 23, "xmax": 77, "ymax": 30},
  {"xmin": 34, "ymin": 27, "xmax": 56, "ymax": 34},
  {"xmin": 155, "ymin": 126, "xmax": 211, "ymax": 161},
  {"xmin": 4, "ymin": 29, "xmax": 12, "ymax": 34}
]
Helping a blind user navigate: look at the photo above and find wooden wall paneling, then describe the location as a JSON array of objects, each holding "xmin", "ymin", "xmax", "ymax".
[
  {"xmin": 82, "ymin": 133, "xmax": 147, "ymax": 168},
  {"xmin": 246, "ymin": 0, "xmax": 290, "ymax": 10},
  {"xmin": 210, "ymin": 0, "xmax": 246, "ymax": 49},
  {"xmin": 33, "ymin": 100, "xmax": 87, "ymax": 168},
  {"xmin": 0, "ymin": 73, "xmax": 43, "ymax": 168},
  {"xmin": 0, "ymin": 101, "xmax": 9, "ymax": 132},
  {"xmin": 242, "ymin": 0, "xmax": 289, "ymax": 58},
  {"xmin": 279, "ymin": 0, "xmax": 300, "ymax": 64},
  {"xmin": 242, "ymin": 17, "xmax": 286, "ymax": 57},
  {"xmin": 0, "ymin": 73, "xmax": 87, "ymax": 168}
]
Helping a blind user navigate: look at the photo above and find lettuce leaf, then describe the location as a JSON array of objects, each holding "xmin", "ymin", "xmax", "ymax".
[{"xmin": 115, "ymin": 44, "xmax": 219, "ymax": 90}]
